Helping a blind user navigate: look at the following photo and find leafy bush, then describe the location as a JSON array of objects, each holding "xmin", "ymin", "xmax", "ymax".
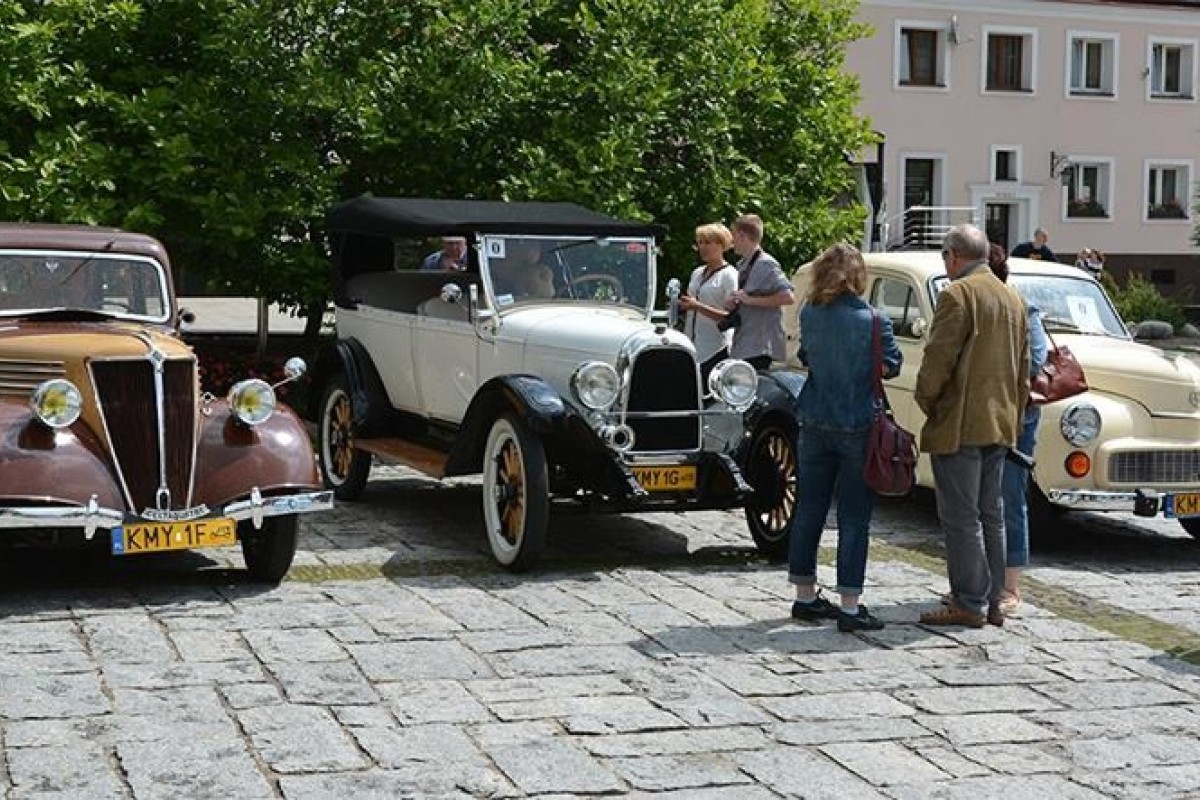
[{"xmin": 1105, "ymin": 273, "xmax": 1186, "ymax": 332}]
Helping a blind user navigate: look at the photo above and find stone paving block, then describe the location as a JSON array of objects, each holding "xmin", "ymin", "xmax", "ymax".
[
  {"xmin": 1033, "ymin": 679, "xmax": 1195, "ymax": 710},
  {"xmin": 219, "ymin": 682, "xmax": 284, "ymax": 710},
  {"xmin": 0, "ymin": 672, "xmax": 109, "ymax": 718},
  {"xmin": 925, "ymin": 663, "xmax": 1061, "ymax": 686},
  {"xmin": 638, "ymin": 584, "xmax": 751, "ymax": 627},
  {"xmin": 1036, "ymin": 639, "xmax": 1159, "ymax": 663},
  {"xmin": 543, "ymin": 610, "xmax": 646, "ymax": 645},
  {"xmin": 242, "ymin": 627, "xmax": 348, "ymax": 662},
  {"xmin": 169, "ymin": 629, "xmax": 252, "ymax": 662},
  {"xmin": 484, "ymin": 643, "xmax": 653, "ymax": 679},
  {"xmin": 80, "ymin": 613, "xmax": 176, "ymax": 663},
  {"xmin": 612, "ymin": 602, "xmax": 701, "ymax": 635},
  {"xmin": 350, "ymin": 722, "xmax": 489, "ymax": 770},
  {"xmin": 916, "ymin": 712, "xmax": 1057, "ymax": 746},
  {"xmin": 884, "ymin": 773, "xmax": 1110, "ymax": 799},
  {"xmin": 796, "ymin": 647, "xmax": 932, "ymax": 674},
  {"xmin": 957, "ymin": 742, "xmax": 1072, "ymax": 774},
  {"xmin": 466, "ymin": 674, "xmax": 631, "ymax": 704},
  {"xmin": 647, "ymin": 625, "xmax": 749, "ymax": 658},
  {"xmin": 734, "ymin": 745, "xmax": 888, "ymax": 799},
  {"xmin": 1063, "ymin": 732, "xmax": 1200, "ymax": 770},
  {"xmin": 822, "ymin": 740, "xmax": 950, "ymax": 785},
  {"xmin": 324, "ymin": 623, "xmax": 381, "ymax": 644},
  {"xmin": 110, "ymin": 685, "xmax": 228, "ymax": 722},
  {"xmin": 347, "ymin": 639, "xmax": 494, "ymax": 681},
  {"xmin": 490, "ymin": 694, "xmax": 683, "ymax": 734},
  {"xmin": 1043, "ymin": 659, "xmax": 1143, "ymax": 682},
  {"xmin": 6, "ymin": 744, "xmax": 125, "ymax": 799},
  {"xmin": 459, "ymin": 627, "xmax": 571, "ymax": 654},
  {"xmin": 629, "ymin": 669, "xmax": 771, "ymax": 727},
  {"xmin": 0, "ymin": 620, "xmax": 83, "ymax": 655},
  {"xmin": 696, "ymin": 656, "xmax": 804, "ymax": 696},
  {"xmin": 226, "ymin": 599, "xmax": 363, "ymax": 631},
  {"xmin": 760, "ymin": 690, "xmax": 917, "ymax": 722},
  {"xmin": 267, "ymin": 659, "xmax": 380, "ymax": 705},
  {"xmin": 671, "ymin": 569, "xmax": 781, "ymax": 604},
  {"xmin": 237, "ymin": 703, "xmax": 369, "ymax": 773},
  {"xmin": 377, "ymin": 679, "xmax": 492, "ymax": 725},
  {"xmin": 406, "ymin": 580, "xmax": 539, "ymax": 631},
  {"xmin": 896, "ymin": 685, "xmax": 1061, "ymax": 715},
  {"xmin": 0, "ymin": 649, "xmax": 95, "ymax": 676},
  {"xmin": 278, "ymin": 767, "xmax": 500, "ymax": 799},
  {"xmin": 607, "ymin": 753, "xmax": 751, "ymax": 792},
  {"xmin": 1028, "ymin": 705, "xmax": 1200, "ymax": 739},
  {"xmin": 1009, "ymin": 617, "xmax": 1117, "ymax": 641},
  {"xmin": 909, "ymin": 745, "xmax": 994, "ymax": 779},
  {"xmin": 116, "ymin": 737, "xmax": 275, "ymax": 800},
  {"xmin": 102, "ymin": 660, "xmax": 264, "ymax": 689},
  {"xmin": 772, "ymin": 717, "xmax": 932, "ymax": 747},
  {"xmin": 482, "ymin": 735, "xmax": 625, "ymax": 795},
  {"xmin": 580, "ymin": 726, "xmax": 770, "ymax": 758},
  {"xmin": 555, "ymin": 574, "xmax": 661, "ymax": 608},
  {"xmin": 484, "ymin": 579, "xmax": 595, "ymax": 618},
  {"xmin": 1072, "ymin": 762, "xmax": 1200, "ymax": 798},
  {"xmin": 332, "ymin": 705, "xmax": 397, "ymax": 728},
  {"xmin": 788, "ymin": 668, "xmax": 939, "ymax": 694}
]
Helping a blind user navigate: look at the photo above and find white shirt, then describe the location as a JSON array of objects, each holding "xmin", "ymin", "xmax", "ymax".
[{"xmin": 686, "ymin": 262, "xmax": 738, "ymax": 362}]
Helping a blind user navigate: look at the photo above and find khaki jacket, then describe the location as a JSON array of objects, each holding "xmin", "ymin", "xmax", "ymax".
[{"xmin": 915, "ymin": 261, "xmax": 1030, "ymax": 454}]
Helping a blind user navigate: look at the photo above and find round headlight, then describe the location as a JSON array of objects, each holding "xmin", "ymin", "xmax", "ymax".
[
  {"xmin": 31, "ymin": 379, "xmax": 83, "ymax": 428},
  {"xmin": 228, "ymin": 379, "xmax": 277, "ymax": 426},
  {"xmin": 708, "ymin": 359, "xmax": 758, "ymax": 410},
  {"xmin": 1060, "ymin": 402, "xmax": 1101, "ymax": 447},
  {"xmin": 571, "ymin": 361, "xmax": 621, "ymax": 411}
]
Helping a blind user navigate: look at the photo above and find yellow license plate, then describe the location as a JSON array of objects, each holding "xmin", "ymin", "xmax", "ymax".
[
  {"xmin": 111, "ymin": 518, "xmax": 237, "ymax": 555},
  {"xmin": 1168, "ymin": 493, "xmax": 1200, "ymax": 519},
  {"xmin": 631, "ymin": 465, "xmax": 697, "ymax": 492}
]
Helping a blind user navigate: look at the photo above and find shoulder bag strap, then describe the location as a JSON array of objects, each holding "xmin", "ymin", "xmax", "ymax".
[
  {"xmin": 871, "ymin": 308, "xmax": 885, "ymax": 403},
  {"xmin": 738, "ymin": 249, "xmax": 763, "ymax": 290}
]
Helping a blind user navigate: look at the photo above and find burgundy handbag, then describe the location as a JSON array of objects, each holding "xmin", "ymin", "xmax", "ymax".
[
  {"xmin": 863, "ymin": 311, "xmax": 917, "ymax": 497},
  {"xmin": 1029, "ymin": 329, "xmax": 1088, "ymax": 405}
]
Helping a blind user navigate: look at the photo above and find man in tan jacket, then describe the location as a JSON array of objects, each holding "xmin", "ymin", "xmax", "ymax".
[{"xmin": 916, "ymin": 224, "xmax": 1030, "ymax": 628}]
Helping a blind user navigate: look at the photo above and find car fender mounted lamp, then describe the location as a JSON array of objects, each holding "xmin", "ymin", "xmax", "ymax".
[{"xmin": 1065, "ymin": 451, "xmax": 1091, "ymax": 478}]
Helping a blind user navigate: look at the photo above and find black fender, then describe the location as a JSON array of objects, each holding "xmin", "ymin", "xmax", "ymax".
[
  {"xmin": 307, "ymin": 338, "xmax": 391, "ymax": 436},
  {"xmin": 738, "ymin": 369, "xmax": 805, "ymax": 462},
  {"xmin": 443, "ymin": 375, "xmax": 569, "ymax": 477}
]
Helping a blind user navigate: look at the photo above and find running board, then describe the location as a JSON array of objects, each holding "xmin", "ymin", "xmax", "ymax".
[{"xmin": 354, "ymin": 438, "xmax": 448, "ymax": 479}]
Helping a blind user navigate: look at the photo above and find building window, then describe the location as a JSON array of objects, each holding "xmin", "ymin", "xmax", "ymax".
[
  {"xmin": 1149, "ymin": 39, "xmax": 1196, "ymax": 100},
  {"xmin": 985, "ymin": 36, "xmax": 1019, "ymax": 90},
  {"xmin": 1064, "ymin": 159, "xmax": 1113, "ymax": 219},
  {"xmin": 994, "ymin": 148, "xmax": 1018, "ymax": 181},
  {"xmin": 1068, "ymin": 33, "xmax": 1117, "ymax": 96},
  {"xmin": 1145, "ymin": 162, "xmax": 1192, "ymax": 220},
  {"xmin": 898, "ymin": 26, "xmax": 945, "ymax": 87}
]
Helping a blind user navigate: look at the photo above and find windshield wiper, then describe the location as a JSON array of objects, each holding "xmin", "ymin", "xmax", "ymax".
[{"xmin": 1041, "ymin": 316, "xmax": 1082, "ymax": 332}]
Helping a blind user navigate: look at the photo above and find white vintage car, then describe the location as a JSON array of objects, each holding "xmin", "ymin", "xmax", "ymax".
[
  {"xmin": 787, "ymin": 251, "xmax": 1200, "ymax": 539},
  {"xmin": 310, "ymin": 197, "xmax": 804, "ymax": 569}
]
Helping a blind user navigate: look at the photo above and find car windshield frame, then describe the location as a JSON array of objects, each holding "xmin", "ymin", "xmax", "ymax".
[
  {"xmin": 0, "ymin": 249, "xmax": 172, "ymax": 324},
  {"xmin": 930, "ymin": 271, "xmax": 1129, "ymax": 339},
  {"xmin": 480, "ymin": 234, "xmax": 655, "ymax": 314}
]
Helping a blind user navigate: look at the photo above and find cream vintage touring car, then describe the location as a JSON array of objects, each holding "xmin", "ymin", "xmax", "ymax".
[{"xmin": 787, "ymin": 251, "xmax": 1200, "ymax": 538}]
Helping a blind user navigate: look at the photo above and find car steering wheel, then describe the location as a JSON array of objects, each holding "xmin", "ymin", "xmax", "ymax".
[{"xmin": 569, "ymin": 273, "xmax": 624, "ymax": 301}]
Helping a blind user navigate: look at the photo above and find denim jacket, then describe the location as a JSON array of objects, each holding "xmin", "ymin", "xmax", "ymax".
[{"xmin": 795, "ymin": 294, "xmax": 902, "ymax": 434}]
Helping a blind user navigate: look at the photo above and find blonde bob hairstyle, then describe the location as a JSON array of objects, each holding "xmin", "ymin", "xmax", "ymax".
[
  {"xmin": 694, "ymin": 222, "xmax": 733, "ymax": 249},
  {"xmin": 806, "ymin": 243, "xmax": 867, "ymax": 305}
]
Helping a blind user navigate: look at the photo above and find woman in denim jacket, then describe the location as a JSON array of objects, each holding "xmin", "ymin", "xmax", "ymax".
[{"xmin": 789, "ymin": 244, "xmax": 901, "ymax": 632}]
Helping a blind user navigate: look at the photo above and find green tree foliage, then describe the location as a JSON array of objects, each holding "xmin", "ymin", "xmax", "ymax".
[{"xmin": 0, "ymin": 0, "xmax": 871, "ymax": 316}]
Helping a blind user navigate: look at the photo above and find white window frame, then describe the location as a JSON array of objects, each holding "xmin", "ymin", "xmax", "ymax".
[
  {"xmin": 990, "ymin": 145, "xmax": 1022, "ymax": 183},
  {"xmin": 1062, "ymin": 155, "xmax": 1116, "ymax": 223},
  {"xmin": 1142, "ymin": 159, "xmax": 1193, "ymax": 222},
  {"xmin": 1147, "ymin": 36, "xmax": 1197, "ymax": 102},
  {"xmin": 893, "ymin": 152, "xmax": 948, "ymax": 248},
  {"xmin": 980, "ymin": 26, "xmax": 1039, "ymax": 96},
  {"xmin": 1066, "ymin": 30, "xmax": 1119, "ymax": 99},
  {"xmin": 894, "ymin": 20, "xmax": 951, "ymax": 91}
]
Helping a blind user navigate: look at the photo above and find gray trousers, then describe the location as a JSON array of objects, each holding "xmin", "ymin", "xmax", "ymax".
[{"xmin": 931, "ymin": 446, "xmax": 1007, "ymax": 615}]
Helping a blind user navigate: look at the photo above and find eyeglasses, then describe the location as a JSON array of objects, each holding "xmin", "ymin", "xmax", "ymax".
[{"xmin": 940, "ymin": 248, "xmax": 951, "ymax": 258}]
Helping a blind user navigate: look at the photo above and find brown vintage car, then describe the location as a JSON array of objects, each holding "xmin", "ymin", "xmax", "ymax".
[{"xmin": 0, "ymin": 223, "xmax": 332, "ymax": 581}]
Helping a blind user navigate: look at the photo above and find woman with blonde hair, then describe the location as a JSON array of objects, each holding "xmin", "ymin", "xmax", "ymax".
[
  {"xmin": 679, "ymin": 222, "xmax": 738, "ymax": 386},
  {"xmin": 788, "ymin": 243, "xmax": 901, "ymax": 632}
]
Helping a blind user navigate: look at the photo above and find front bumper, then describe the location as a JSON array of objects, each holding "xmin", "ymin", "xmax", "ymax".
[
  {"xmin": 0, "ymin": 488, "xmax": 335, "ymax": 540},
  {"xmin": 1045, "ymin": 487, "xmax": 1196, "ymax": 518}
]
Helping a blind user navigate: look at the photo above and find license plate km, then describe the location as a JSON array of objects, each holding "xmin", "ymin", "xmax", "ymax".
[
  {"xmin": 112, "ymin": 518, "xmax": 237, "ymax": 555},
  {"xmin": 1165, "ymin": 492, "xmax": 1200, "ymax": 519},
  {"xmin": 631, "ymin": 465, "xmax": 697, "ymax": 492}
]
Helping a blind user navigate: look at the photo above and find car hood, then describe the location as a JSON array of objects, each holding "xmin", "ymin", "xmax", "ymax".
[
  {"xmin": 1066, "ymin": 335, "xmax": 1200, "ymax": 416},
  {"xmin": 0, "ymin": 320, "xmax": 188, "ymax": 361}
]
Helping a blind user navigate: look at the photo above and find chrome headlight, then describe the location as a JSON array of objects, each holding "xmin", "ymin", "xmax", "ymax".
[
  {"xmin": 571, "ymin": 361, "xmax": 621, "ymax": 411},
  {"xmin": 228, "ymin": 378, "xmax": 277, "ymax": 426},
  {"xmin": 1060, "ymin": 402, "xmax": 1101, "ymax": 447},
  {"xmin": 708, "ymin": 359, "xmax": 758, "ymax": 411},
  {"xmin": 31, "ymin": 379, "xmax": 83, "ymax": 428}
]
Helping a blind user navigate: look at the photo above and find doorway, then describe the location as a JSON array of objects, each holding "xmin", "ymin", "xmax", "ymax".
[{"xmin": 985, "ymin": 203, "xmax": 1014, "ymax": 250}]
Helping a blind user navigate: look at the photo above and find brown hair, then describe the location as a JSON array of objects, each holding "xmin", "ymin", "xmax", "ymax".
[
  {"xmin": 987, "ymin": 243, "xmax": 1009, "ymax": 283},
  {"xmin": 732, "ymin": 213, "xmax": 764, "ymax": 244},
  {"xmin": 806, "ymin": 243, "xmax": 867, "ymax": 305}
]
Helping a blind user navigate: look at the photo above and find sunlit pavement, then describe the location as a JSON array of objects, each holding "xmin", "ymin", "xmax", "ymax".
[{"xmin": 1, "ymin": 464, "xmax": 1198, "ymax": 798}]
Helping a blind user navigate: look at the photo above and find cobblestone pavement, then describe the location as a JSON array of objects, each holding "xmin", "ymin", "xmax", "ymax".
[{"xmin": 1, "ymin": 465, "xmax": 1198, "ymax": 799}]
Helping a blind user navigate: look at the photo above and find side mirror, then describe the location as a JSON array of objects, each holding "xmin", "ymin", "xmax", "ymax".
[
  {"xmin": 177, "ymin": 307, "xmax": 196, "ymax": 326},
  {"xmin": 909, "ymin": 317, "xmax": 928, "ymax": 339},
  {"xmin": 440, "ymin": 283, "xmax": 464, "ymax": 304},
  {"xmin": 272, "ymin": 357, "xmax": 307, "ymax": 389}
]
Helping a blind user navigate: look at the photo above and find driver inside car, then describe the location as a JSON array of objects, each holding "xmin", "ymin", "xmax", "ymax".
[{"xmin": 490, "ymin": 239, "xmax": 556, "ymax": 300}]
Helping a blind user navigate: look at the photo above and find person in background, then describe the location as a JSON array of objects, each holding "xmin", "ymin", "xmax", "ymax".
[
  {"xmin": 421, "ymin": 236, "xmax": 468, "ymax": 272},
  {"xmin": 490, "ymin": 238, "xmax": 555, "ymax": 300},
  {"xmin": 1074, "ymin": 247, "xmax": 1104, "ymax": 278},
  {"xmin": 917, "ymin": 224, "xmax": 1029, "ymax": 628},
  {"xmin": 988, "ymin": 243, "xmax": 1048, "ymax": 615},
  {"xmin": 727, "ymin": 213, "xmax": 794, "ymax": 371},
  {"xmin": 1011, "ymin": 228, "xmax": 1056, "ymax": 262},
  {"xmin": 679, "ymin": 223, "xmax": 738, "ymax": 387},
  {"xmin": 788, "ymin": 243, "xmax": 901, "ymax": 632}
]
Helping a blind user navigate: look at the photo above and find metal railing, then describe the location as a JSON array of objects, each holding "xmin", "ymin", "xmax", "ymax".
[{"xmin": 881, "ymin": 206, "xmax": 979, "ymax": 251}]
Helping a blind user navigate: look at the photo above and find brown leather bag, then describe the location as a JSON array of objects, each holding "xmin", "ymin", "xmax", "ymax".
[
  {"xmin": 863, "ymin": 312, "xmax": 917, "ymax": 497},
  {"xmin": 1029, "ymin": 330, "xmax": 1088, "ymax": 405}
]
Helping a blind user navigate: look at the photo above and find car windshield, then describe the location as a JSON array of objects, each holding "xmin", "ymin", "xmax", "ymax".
[
  {"xmin": 931, "ymin": 272, "xmax": 1128, "ymax": 338},
  {"xmin": 0, "ymin": 251, "xmax": 170, "ymax": 322},
  {"xmin": 481, "ymin": 235, "xmax": 653, "ymax": 312}
]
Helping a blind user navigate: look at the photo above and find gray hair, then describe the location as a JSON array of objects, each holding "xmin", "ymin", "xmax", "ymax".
[{"xmin": 943, "ymin": 224, "xmax": 988, "ymax": 261}]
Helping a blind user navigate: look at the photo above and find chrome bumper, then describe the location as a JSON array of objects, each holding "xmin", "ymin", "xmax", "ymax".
[
  {"xmin": 0, "ymin": 489, "xmax": 334, "ymax": 540},
  {"xmin": 1045, "ymin": 489, "xmax": 1138, "ymax": 512}
]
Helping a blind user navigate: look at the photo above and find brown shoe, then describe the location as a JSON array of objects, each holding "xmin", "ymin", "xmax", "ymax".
[
  {"xmin": 987, "ymin": 605, "xmax": 1005, "ymax": 627},
  {"xmin": 920, "ymin": 603, "xmax": 985, "ymax": 628}
]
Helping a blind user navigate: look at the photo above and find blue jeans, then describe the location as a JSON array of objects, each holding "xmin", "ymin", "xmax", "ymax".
[
  {"xmin": 1003, "ymin": 410, "xmax": 1041, "ymax": 568},
  {"xmin": 788, "ymin": 427, "xmax": 874, "ymax": 595}
]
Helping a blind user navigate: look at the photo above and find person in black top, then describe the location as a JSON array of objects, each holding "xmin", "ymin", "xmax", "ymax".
[{"xmin": 1010, "ymin": 228, "xmax": 1056, "ymax": 262}]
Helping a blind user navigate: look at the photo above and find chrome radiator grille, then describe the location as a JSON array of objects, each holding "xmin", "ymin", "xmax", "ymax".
[
  {"xmin": 0, "ymin": 359, "xmax": 66, "ymax": 397},
  {"xmin": 91, "ymin": 358, "xmax": 197, "ymax": 510},
  {"xmin": 1108, "ymin": 450, "xmax": 1200, "ymax": 485},
  {"xmin": 626, "ymin": 348, "xmax": 700, "ymax": 452}
]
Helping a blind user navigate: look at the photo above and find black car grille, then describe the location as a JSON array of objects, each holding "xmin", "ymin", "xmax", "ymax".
[
  {"xmin": 625, "ymin": 348, "xmax": 700, "ymax": 452},
  {"xmin": 1109, "ymin": 450, "xmax": 1200, "ymax": 485},
  {"xmin": 91, "ymin": 359, "xmax": 197, "ymax": 510}
]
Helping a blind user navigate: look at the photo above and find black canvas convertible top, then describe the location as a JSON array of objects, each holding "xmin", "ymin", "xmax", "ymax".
[{"xmin": 328, "ymin": 196, "xmax": 666, "ymax": 239}]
